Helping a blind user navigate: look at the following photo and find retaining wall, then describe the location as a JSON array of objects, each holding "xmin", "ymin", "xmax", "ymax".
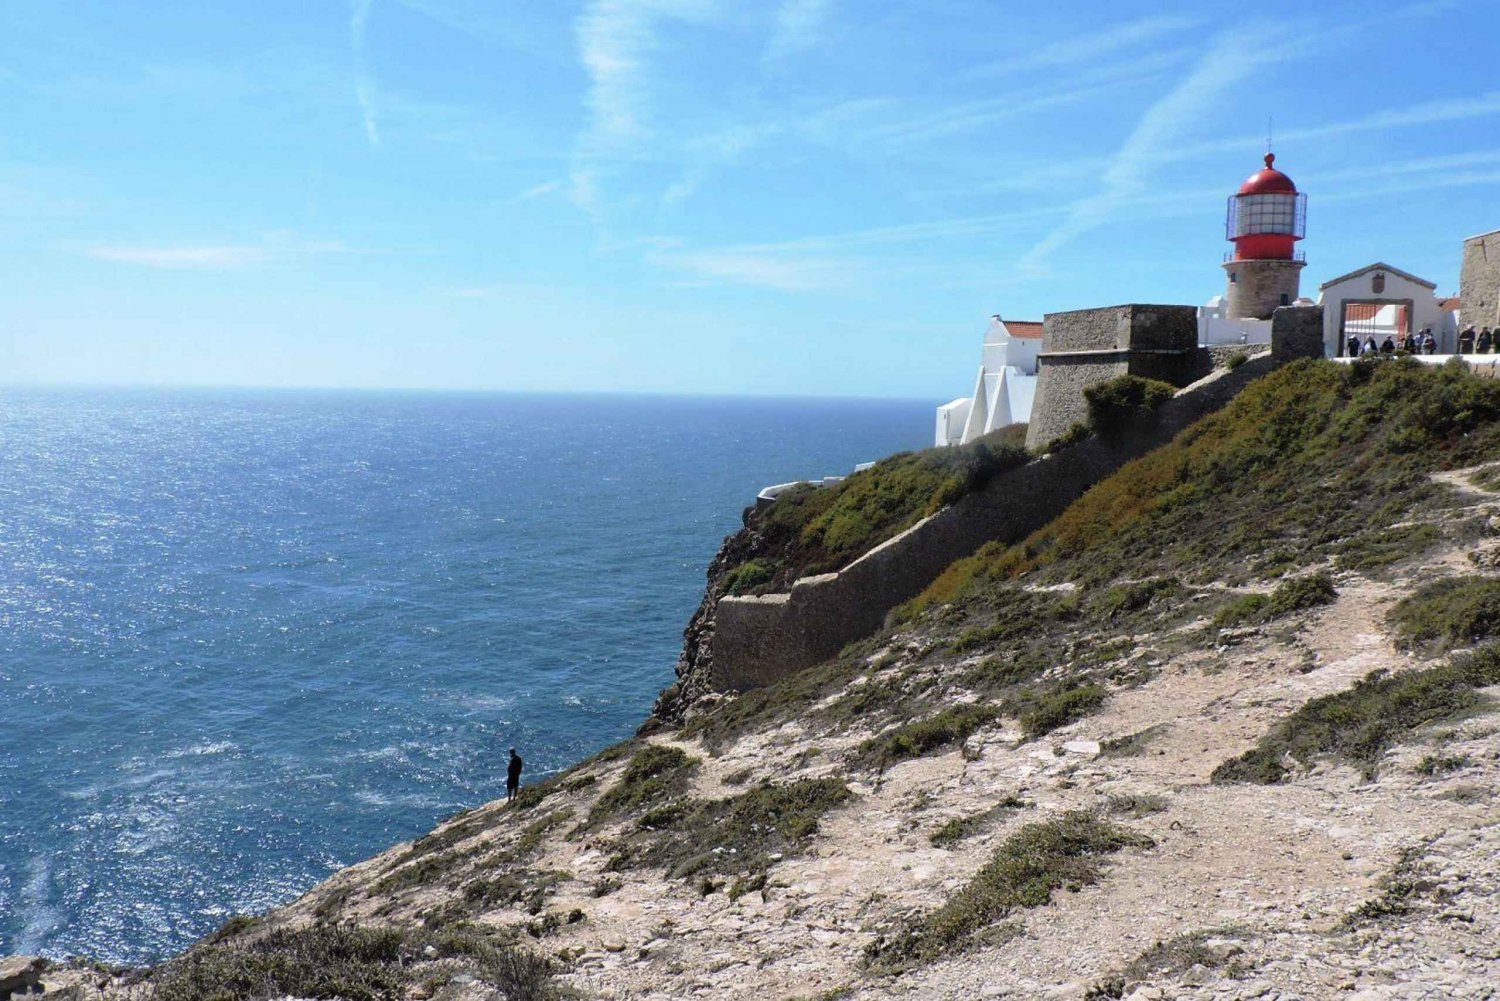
[{"xmin": 709, "ymin": 353, "xmax": 1281, "ymax": 691}]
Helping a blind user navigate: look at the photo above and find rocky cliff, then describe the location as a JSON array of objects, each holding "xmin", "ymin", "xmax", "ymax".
[{"xmin": 25, "ymin": 358, "xmax": 1500, "ymax": 1001}]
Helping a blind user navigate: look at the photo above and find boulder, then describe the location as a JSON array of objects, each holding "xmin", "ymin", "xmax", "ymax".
[{"xmin": 0, "ymin": 955, "xmax": 45, "ymax": 998}]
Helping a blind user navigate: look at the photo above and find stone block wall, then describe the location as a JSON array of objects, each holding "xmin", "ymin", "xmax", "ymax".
[
  {"xmin": 1222, "ymin": 259, "xmax": 1305, "ymax": 320},
  {"xmin": 1023, "ymin": 304, "xmax": 1199, "ymax": 451},
  {"xmin": 1270, "ymin": 304, "xmax": 1326, "ymax": 360},
  {"xmin": 1461, "ymin": 231, "xmax": 1500, "ymax": 329},
  {"xmin": 709, "ymin": 354, "xmax": 1282, "ymax": 692}
]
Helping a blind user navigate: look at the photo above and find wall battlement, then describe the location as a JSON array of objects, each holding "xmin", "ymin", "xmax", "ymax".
[{"xmin": 1023, "ymin": 305, "xmax": 1200, "ymax": 451}]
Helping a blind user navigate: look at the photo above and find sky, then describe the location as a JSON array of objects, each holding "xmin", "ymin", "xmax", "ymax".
[{"xmin": 2, "ymin": 0, "xmax": 1499, "ymax": 398}]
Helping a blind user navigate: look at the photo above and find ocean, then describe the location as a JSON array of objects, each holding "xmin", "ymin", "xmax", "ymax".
[{"xmin": 0, "ymin": 388, "xmax": 931, "ymax": 964}]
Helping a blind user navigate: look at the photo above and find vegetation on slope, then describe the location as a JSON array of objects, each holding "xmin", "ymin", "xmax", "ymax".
[
  {"xmin": 724, "ymin": 425, "xmax": 1030, "ymax": 592},
  {"xmin": 914, "ymin": 358, "xmax": 1500, "ymax": 608},
  {"xmin": 147, "ymin": 923, "xmax": 560, "ymax": 1001},
  {"xmin": 1212, "ymin": 646, "xmax": 1500, "ymax": 783},
  {"xmin": 864, "ymin": 810, "xmax": 1153, "ymax": 972},
  {"xmin": 1388, "ymin": 576, "xmax": 1500, "ymax": 652}
]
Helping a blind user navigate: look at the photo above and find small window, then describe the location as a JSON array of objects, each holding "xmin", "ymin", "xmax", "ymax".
[
  {"xmin": 1229, "ymin": 271, "xmax": 1237, "ymax": 284},
  {"xmin": 1280, "ymin": 293, "xmax": 1290, "ymax": 306}
]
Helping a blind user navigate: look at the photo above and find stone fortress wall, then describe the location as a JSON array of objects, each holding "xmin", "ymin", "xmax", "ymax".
[
  {"xmin": 708, "ymin": 306, "xmax": 1324, "ymax": 692},
  {"xmin": 1022, "ymin": 305, "xmax": 1201, "ymax": 451},
  {"xmin": 1461, "ymin": 231, "xmax": 1500, "ymax": 330}
]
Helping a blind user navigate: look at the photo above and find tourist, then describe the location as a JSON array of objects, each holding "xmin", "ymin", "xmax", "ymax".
[
  {"xmin": 1346, "ymin": 333, "xmax": 1361, "ymax": 358},
  {"xmin": 1362, "ymin": 335, "xmax": 1379, "ymax": 357},
  {"xmin": 1423, "ymin": 331, "xmax": 1438, "ymax": 354},
  {"xmin": 1401, "ymin": 330, "xmax": 1417, "ymax": 354},
  {"xmin": 1481, "ymin": 328, "xmax": 1495, "ymax": 354},
  {"xmin": 1460, "ymin": 326, "xmax": 1476, "ymax": 354},
  {"xmin": 506, "ymin": 747, "xmax": 524, "ymax": 804},
  {"xmin": 1380, "ymin": 336, "xmax": 1396, "ymax": 355}
]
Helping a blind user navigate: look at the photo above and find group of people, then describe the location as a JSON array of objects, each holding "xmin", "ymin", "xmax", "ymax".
[
  {"xmin": 1343, "ymin": 325, "xmax": 1500, "ymax": 358},
  {"xmin": 1457, "ymin": 326, "xmax": 1498, "ymax": 354},
  {"xmin": 1346, "ymin": 327, "xmax": 1441, "ymax": 357}
]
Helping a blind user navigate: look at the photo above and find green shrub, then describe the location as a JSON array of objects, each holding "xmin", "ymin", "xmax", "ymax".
[
  {"xmin": 865, "ymin": 811, "xmax": 1152, "ymax": 972},
  {"xmin": 929, "ymin": 796, "xmax": 1027, "ymax": 847},
  {"xmin": 1213, "ymin": 573, "xmax": 1337, "ymax": 629},
  {"xmin": 738, "ymin": 425, "xmax": 1031, "ymax": 585},
  {"xmin": 1212, "ymin": 646, "xmax": 1500, "ymax": 783},
  {"xmin": 722, "ymin": 558, "xmax": 778, "ymax": 595},
  {"xmin": 629, "ymin": 778, "xmax": 852, "ymax": 882},
  {"xmin": 1083, "ymin": 375, "xmax": 1177, "ymax": 438},
  {"xmin": 1226, "ymin": 351, "xmax": 1249, "ymax": 370},
  {"xmin": 1005, "ymin": 682, "xmax": 1108, "ymax": 739},
  {"xmin": 1389, "ymin": 576, "xmax": 1500, "ymax": 652},
  {"xmin": 855, "ymin": 704, "xmax": 999, "ymax": 769},
  {"xmin": 147, "ymin": 924, "xmax": 562, "ymax": 1001},
  {"xmin": 585, "ymin": 745, "xmax": 698, "ymax": 828}
]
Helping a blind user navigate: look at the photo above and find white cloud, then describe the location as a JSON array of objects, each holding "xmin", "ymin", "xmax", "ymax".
[
  {"xmin": 570, "ymin": 0, "xmax": 717, "ymax": 210},
  {"xmin": 350, "ymin": 0, "xmax": 381, "ymax": 146},
  {"xmin": 516, "ymin": 179, "xmax": 567, "ymax": 201},
  {"xmin": 1018, "ymin": 27, "xmax": 1302, "ymax": 275},
  {"xmin": 652, "ymin": 245, "xmax": 860, "ymax": 292},
  {"xmin": 764, "ymin": 0, "xmax": 831, "ymax": 65},
  {"xmin": 971, "ymin": 14, "xmax": 1198, "ymax": 78},
  {"xmin": 86, "ymin": 245, "xmax": 271, "ymax": 269}
]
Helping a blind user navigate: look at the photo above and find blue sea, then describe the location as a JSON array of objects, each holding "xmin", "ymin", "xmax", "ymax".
[{"xmin": 0, "ymin": 388, "xmax": 930, "ymax": 964}]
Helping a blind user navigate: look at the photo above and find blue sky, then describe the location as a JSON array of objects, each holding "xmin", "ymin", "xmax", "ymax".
[{"xmin": 2, "ymin": 0, "xmax": 1498, "ymax": 397}]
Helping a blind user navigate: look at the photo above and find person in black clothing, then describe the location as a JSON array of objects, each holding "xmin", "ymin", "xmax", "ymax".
[
  {"xmin": 1380, "ymin": 336, "xmax": 1396, "ymax": 355},
  {"xmin": 1481, "ymin": 328, "xmax": 1495, "ymax": 354},
  {"xmin": 1401, "ymin": 330, "xmax": 1417, "ymax": 354},
  {"xmin": 1460, "ymin": 326, "xmax": 1476, "ymax": 354},
  {"xmin": 1346, "ymin": 333, "xmax": 1361, "ymax": 358},
  {"xmin": 506, "ymin": 747, "xmax": 524, "ymax": 804}
]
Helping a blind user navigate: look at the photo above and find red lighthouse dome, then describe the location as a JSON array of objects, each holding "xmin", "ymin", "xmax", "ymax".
[{"xmin": 1227, "ymin": 153, "xmax": 1306, "ymax": 260}]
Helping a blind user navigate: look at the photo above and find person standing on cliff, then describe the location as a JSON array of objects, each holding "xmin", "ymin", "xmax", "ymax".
[{"xmin": 506, "ymin": 748, "xmax": 524, "ymax": 804}]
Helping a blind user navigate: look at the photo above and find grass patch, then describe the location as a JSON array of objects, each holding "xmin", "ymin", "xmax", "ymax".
[
  {"xmin": 1340, "ymin": 841, "xmax": 1437, "ymax": 928},
  {"xmin": 1213, "ymin": 573, "xmax": 1337, "ymax": 629},
  {"xmin": 585, "ymin": 744, "xmax": 698, "ymax": 828},
  {"xmin": 1088, "ymin": 929, "xmax": 1245, "ymax": 998},
  {"xmin": 864, "ymin": 810, "xmax": 1152, "ymax": 973},
  {"xmin": 1100, "ymin": 724, "xmax": 1169, "ymax": 757},
  {"xmin": 929, "ymin": 796, "xmax": 1028, "ymax": 848},
  {"xmin": 1389, "ymin": 576, "xmax": 1500, "ymax": 652},
  {"xmin": 619, "ymin": 778, "xmax": 851, "ymax": 883},
  {"xmin": 1004, "ymin": 682, "xmax": 1108, "ymax": 739},
  {"xmin": 1104, "ymin": 793, "xmax": 1169, "ymax": 819},
  {"xmin": 146, "ymin": 924, "xmax": 561, "ymax": 1001},
  {"xmin": 1413, "ymin": 752, "xmax": 1471, "ymax": 776},
  {"xmin": 854, "ymin": 704, "xmax": 998, "ymax": 770},
  {"xmin": 1336, "ymin": 523, "xmax": 1443, "ymax": 572},
  {"xmin": 1212, "ymin": 646, "xmax": 1500, "ymax": 783}
]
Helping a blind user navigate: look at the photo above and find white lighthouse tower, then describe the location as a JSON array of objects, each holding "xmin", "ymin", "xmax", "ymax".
[{"xmin": 1222, "ymin": 153, "xmax": 1307, "ymax": 320}]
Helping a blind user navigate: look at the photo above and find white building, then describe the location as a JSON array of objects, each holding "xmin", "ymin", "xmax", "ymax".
[
  {"xmin": 1317, "ymin": 262, "xmax": 1459, "ymax": 355},
  {"xmin": 935, "ymin": 316, "xmax": 1042, "ymax": 447}
]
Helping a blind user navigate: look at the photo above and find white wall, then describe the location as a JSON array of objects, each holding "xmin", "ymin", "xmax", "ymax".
[{"xmin": 1319, "ymin": 269, "xmax": 1452, "ymax": 354}]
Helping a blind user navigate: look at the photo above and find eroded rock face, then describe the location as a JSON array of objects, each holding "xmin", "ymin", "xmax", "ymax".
[
  {"xmin": 646, "ymin": 517, "xmax": 762, "ymax": 728},
  {"xmin": 0, "ymin": 955, "xmax": 45, "ymax": 997}
]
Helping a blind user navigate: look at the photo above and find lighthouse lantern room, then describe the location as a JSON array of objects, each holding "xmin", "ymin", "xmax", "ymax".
[{"xmin": 1222, "ymin": 153, "xmax": 1307, "ymax": 320}]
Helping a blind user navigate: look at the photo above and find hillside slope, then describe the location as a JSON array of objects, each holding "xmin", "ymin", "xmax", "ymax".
[{"xmin": 37, "ymin": 359, "xmax": 1500, "ymax": 1001}]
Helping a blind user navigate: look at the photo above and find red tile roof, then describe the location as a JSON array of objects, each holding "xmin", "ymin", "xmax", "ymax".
[{"xmin": 1003, "ymin": 320, "xmax": 1044, "ymax": 339}]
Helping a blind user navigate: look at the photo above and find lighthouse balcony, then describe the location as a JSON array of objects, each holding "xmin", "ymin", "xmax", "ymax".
[{"xmin": 1224, "ymin": 249, "xmax": 1306, "ymax": 264}]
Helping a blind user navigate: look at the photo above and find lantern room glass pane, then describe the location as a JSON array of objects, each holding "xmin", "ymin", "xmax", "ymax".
[{"xmin": 1236, "ymin": 194, "xmax": 1297, "ymax": 235}]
